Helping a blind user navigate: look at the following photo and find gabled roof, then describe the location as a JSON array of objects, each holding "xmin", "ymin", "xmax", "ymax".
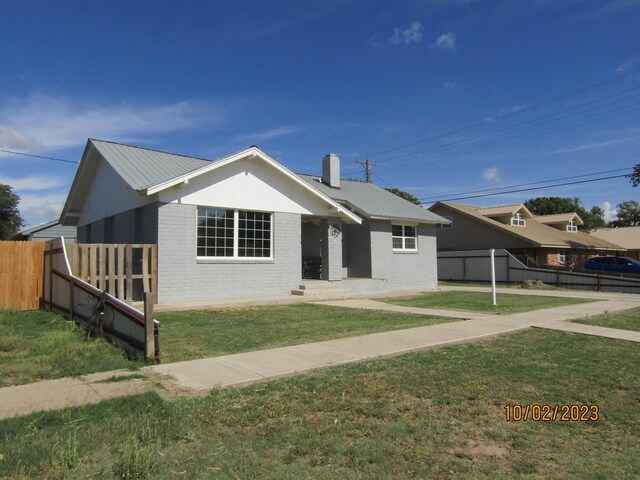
[
  {"xmin": 61, "ymin": 139, "xmax": 362, "ymax": 225},
  {"xmin": 298, "ymin": 175, "xmax": 447, "ymax": 224},
  {"xmin": 590, "ymin": 226, "xmax": 640, "ymax": 250},
  {"xmin": 476, "ymin": 204, "xmax": 533, "ymax": 217},
  {"xmin": 535, "ymin": 213, "xmax": 584, "ymax": 226},
  {"xmin": 432, "ymin": 202, "xmax": 622, "ymax": 251},
  {"xmin": 91, "ymin": 139, "xmax": 212, "ymax": 191}
]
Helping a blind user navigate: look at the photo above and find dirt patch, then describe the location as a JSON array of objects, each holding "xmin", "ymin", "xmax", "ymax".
[
  {"xmin": 451, "ymin": 439, "xmax": 509, "ymax": 460},
  {"xmin": 520, "ymin": 280, "xmax": 548, "ymax": 290}
]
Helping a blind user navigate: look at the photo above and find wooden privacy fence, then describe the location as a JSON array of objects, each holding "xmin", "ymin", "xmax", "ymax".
[
  {"xmin": 0, "ymin": 241, "xmax": 45, "ymax": 310},
  {"xmin": 43, "ymin": 238, "xmax": 159, "ymax": 359},
  {"xmin": 64, "ymin": 243, "xmax": 157, "ymax": 304},
  {"xmin": 438, "ymin": 249, "xmax": 640, "ymax": 294}
]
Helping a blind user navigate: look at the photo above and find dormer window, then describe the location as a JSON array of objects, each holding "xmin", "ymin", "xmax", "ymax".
[
  {"xmin": 566, "ymin": 221, "xmax": 577, "ymax": 232},
  {"xmin": 511, "ymin": 212, "xmax": 526, "ymax": 227}
]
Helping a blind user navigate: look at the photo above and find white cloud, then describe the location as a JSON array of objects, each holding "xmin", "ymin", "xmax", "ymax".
[
  {"xmin": 389, "ymin": 21, "xmax": 423, "ymax": 45},
  {"xmin": 483, "ymin": 167, "xmax": 501, "ymax": 182},
  {"xmin": 595, "ymin": 0, "xmax": 640, "ymax": 15},
  {"xmin": 617, "ymin": 57, "xmax": 639, "ymax": 74},
  {"xmin": 432, "ymin": 32, "xmax": 456, "ymax": 50},
  {"xmin": 601, "ymin": 201, "xmax": 617, "ymax": 222},
  {"xmin": 18, "ymin": 192, "xmax": 67, "ymax": 223},
  {"xmin": 0, "ymin": 175, "xmax": 64, "ymax": 191},
  {"xmin": 232, "ymin": 125, "xmax": 304, "ymax": 144},
  {"xmin": 0, "ymin": 93, "xmax": 237, "ymax": 155},
  {"xmin": 550, "ymin": 135, "xmax": 640, "ymax": 154},
  {"xmin": 442, "ymin": 81, "xmax": 460, "ymax": 90}
]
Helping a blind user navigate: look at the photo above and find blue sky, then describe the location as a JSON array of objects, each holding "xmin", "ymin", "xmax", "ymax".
[{"xmin": 1, "ymin": 0, "xmax": 639, "ymax": 227}]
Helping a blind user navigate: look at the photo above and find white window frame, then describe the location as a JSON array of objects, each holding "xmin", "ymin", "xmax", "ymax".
[
  {"xmin": 511, "ymin": 212, "xmax": 526, "ymax": 227},
  {"xmin": 558, "ymin": 250, "xmax": 571, "ymax": 264},
  {"xmin": 566, "ymin": 221, "xmax": 578, "ymax": 232},
  {"xmin": 436, "ymin": 216, "xmax": 453, "ymax": 229},
  {"xmin": 392, "ymin": 224, "xmax": 418, "ymax": 251},
  {"xmin": 197, "ymin": 207, "xmax": 273, "ymax": 260}
]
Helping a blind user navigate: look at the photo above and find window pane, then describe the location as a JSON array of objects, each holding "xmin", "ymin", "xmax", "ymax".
[
  {"xmin": 405, "ymin": 238, "xmax": 416, "ymax": 249},
  {"xmin": 197, "ymin": 207, "xmax": 234, "ymax": 256},
  {"xmin": 392, "ymin": 238, "xmax": 403, "ymax": 249},
  {"xmin": 404, "ymin": 226, "xmax": 416, "ymax": 237},
  {"xmin": 392, "ymin": 225, "xmax": 403, "ymax": 237}
]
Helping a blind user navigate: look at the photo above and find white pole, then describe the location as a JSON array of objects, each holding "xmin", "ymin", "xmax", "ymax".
[{"xmin": 490, "ymin": 249, "xmax": 497, "ymax": 306}]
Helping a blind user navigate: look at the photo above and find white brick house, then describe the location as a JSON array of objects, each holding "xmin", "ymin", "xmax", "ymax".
[{"xmin": 60, "ymin": 139, "xmax": 447, "ymax": 304}]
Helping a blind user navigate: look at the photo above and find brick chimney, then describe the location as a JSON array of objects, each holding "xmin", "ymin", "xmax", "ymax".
[{"xmin": 322, "ymin": 153, "xmax": 340, "ymax": 188}]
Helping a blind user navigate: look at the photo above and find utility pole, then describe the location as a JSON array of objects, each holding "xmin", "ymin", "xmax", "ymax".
[{"xmin": 356, "ymin": 159, "xmax": 377, "ymax": 183}]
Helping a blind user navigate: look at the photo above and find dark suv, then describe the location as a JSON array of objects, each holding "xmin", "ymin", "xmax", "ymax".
[{"xmin": 584, "ymin": 256, "xmax": 640, "ymax": 274}]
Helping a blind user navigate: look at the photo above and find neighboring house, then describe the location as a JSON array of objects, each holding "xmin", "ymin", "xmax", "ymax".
[
  {"xmin": 60, "ymin": 139, "xmax": 447, "ymax": 304},
  {"xmin": 589, "ymin": 226, "xmax": 640, "ymax": 260},
  {"xmin": 428, "ymin": 202, "xmax": 622, "ymax": 268},
  {"xmin": 12, "ymin": 220, "xmax": 77, "ymax": 242}
]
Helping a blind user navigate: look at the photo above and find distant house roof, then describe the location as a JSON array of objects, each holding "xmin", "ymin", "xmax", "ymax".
[
  {"xmin": 590, "ymin": 226, "xmax": 640, "ymax": 250},
  {"xmin": 535, "ymin": 213, "xmax": 584, "ymax": 226},
  {"xmin": 432, "ymin": 202, "xmax": 622, "ymax": 251},
  {"xmin": 12, "ymin": 220, "xmax": 77, "ymax": 242},
  {"xmin": 298, "ymin": 175, "xmax": 446, "ymax": 223},
  {"xmin": 477, "ymin": 204, "xmax": 533, "ymax": 218}
]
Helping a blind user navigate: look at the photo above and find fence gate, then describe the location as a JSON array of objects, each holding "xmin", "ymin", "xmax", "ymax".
[
  {"xmin": 43, "ymin": 238, "xmax": 159, "ymax": 359},
  {"xmin": 0, "ymin": 241, "xmax": 45, "ymax": 310}
]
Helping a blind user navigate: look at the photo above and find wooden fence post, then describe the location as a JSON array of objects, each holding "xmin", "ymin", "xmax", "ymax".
[{"xmin": 144, "ymin": 291, "xmax": 155, "ymax": 360}]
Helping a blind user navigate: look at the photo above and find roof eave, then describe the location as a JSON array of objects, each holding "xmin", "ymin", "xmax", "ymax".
[{"xmin": 143, "ymin": 146, "xmax": 362, "ymax": 225}]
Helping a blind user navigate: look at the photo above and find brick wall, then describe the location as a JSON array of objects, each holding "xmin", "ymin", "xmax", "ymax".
[
  {"xmin": 157, "ymin": 203, "xmax": 301, "ymax": 303},
  {"xmin": 370, "ymin": 220, "xmax": 438, "ymax": 290}
]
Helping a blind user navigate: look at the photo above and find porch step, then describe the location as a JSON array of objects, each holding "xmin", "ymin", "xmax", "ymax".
[{"xmin": 291, "ymin": 281, "xmax": 352, "ymax": 299}]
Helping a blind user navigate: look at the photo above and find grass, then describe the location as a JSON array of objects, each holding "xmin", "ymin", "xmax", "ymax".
[
  {"xmin": 0, "ymin": 305, "xmax": 455, "ymax": 385},
  {"xmin": 573, "ymin": 307, "xmax": 640, "ymax": 332},
  {"xmin": 156, "ymin": 304, "xmax": 454, "ymax": 363},
  {"xmin": 0, "ymin": 329, "xmax": 638, "ymax": 479},
  {"xmin": 381, "ymin": 291, "xmax": 592, "ymax": 314},
  {"xmin": 0, "ymin": 310, "xmax": 147, "ymax": 388}
]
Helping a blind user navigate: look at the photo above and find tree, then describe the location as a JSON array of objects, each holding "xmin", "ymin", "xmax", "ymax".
[
  {"xmin": 611, "ymin": 200, "xmax": 640, "ymax": 227},
  {"xmin": 524, "ymin": 196, "xmax": 604, "ymax": 232},
  {"xmin": 629, "ymin": 163, "xmax": 640, "ymax": 188},
  {"xmin": 0, "ymin": 184, "xmax": 24, "ymax": 239},
  {"xmin": 384, "ymin": 187, "xmax": 421, "ymax": 205}
]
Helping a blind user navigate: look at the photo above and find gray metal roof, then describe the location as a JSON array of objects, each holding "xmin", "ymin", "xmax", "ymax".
[
  {"xmin": 298, "ymin": 175, "xmax": 445, "ymax": 223},
  {"xmin": 91, "ymin": 139, "xmax": 213, "ymax": 191}
]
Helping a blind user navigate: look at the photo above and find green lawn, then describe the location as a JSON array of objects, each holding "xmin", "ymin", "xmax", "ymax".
[
  {"xmin": 0, "ymin": 310, "xmax": 147, "ymax": 388},
  {"xmin": 573, "ymin": 307, "xmax": 640, "ymax": 332},
  {"xmin": 1, "ymin": 329, "xmax": 638, "ymax": 479},
  {"xmin": 0, "ymin": 305, "xmax": 455, "ymax": 385},
  {"xmin": 381, "ymin": 291, "xmax": 592, "ymax": 314},
  {"xmin": 157, "ymin": 304, "xmax": 454, "ymax": 363}
]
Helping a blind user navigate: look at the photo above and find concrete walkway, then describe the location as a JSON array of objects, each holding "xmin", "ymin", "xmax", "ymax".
[
  {"xmin": 1, "ymin": 289, "xmax": 638, "ymax": 420},
  {"xmin": 146, "ymin": 296, "xmax": 639, "ymax": 392},
  {"xmin": 0, "ymin": 370, "xmax": 151, "ymax": 420}
]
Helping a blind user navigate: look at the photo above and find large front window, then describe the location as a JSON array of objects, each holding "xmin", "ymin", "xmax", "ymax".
[
  {"xmin": 392, "ymin": 224, "xmax": 417, "ymax": 251},
  {"xmin": 197, "ymin": 207, "xmax": 272, "ymax": 258}
]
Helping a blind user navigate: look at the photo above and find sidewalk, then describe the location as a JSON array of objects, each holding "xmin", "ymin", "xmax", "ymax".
[
  {"xmin": 145, "ymin": 296, "xmax": 639, "ymax": 392},
  {"xmin": 1, "ymin": 291, "xmax": 639, "ymax": 420}
]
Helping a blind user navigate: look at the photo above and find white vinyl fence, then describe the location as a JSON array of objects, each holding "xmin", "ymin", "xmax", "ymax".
[{"xmin": 438, "ymin": 249, "xmax": 640, "ymax": 294}]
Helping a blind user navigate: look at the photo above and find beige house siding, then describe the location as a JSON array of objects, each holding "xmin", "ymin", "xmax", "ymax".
[{"xmin": 431, "ymin": 204, "xmax": 532, "ymax": 251}]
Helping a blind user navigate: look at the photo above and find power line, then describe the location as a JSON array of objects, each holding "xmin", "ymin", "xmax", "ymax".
[
  {"xmin": 0, "ymin": 149, "xmax": 79, "ymax": 164},
  {"xmin": 352, "ymin": 66, "xmax": 640, "ymax": 162},
  {"xmin": 421, "ymin": 173, "xmax": 631, "ymax": 204},
  {"xmin": 342, "ymin": 86, "xmax": 640, "ymax": 177},
  {"xmin": 374, "ymin": 102, "xmax": 640, "ymax": 177},
  {"xmin": 419, "ymin": 168, "xmax": 633, "ymax": 203}
]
